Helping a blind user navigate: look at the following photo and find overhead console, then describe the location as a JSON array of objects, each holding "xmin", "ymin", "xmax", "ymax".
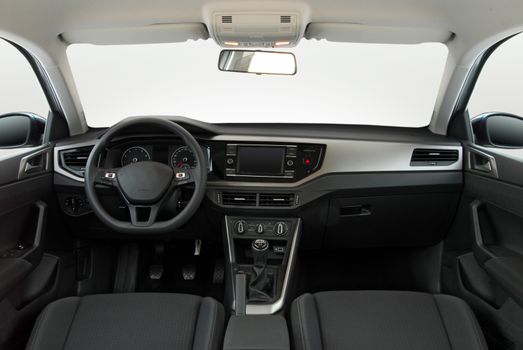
[
  {"xmin": 211, "ymin": 12, "xmax": 302, "ymax": 48},
  {"xmin": 211, "ymin": 142, "xmax": 325, "ymax": 183}
]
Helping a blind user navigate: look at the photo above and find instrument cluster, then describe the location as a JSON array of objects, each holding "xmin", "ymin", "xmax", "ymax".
[{"xmin": 104, "ymin": 141, "xmax": 210, "ymax": 171}]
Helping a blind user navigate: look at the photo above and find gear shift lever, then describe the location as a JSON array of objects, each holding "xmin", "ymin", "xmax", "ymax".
[
  {"xmin": 252, "ymin": 239, "xmax": 269, "ymax": 265},
  {"xmin": 249, "ymin": 239, "xmax": 273, "ymax": 301}
]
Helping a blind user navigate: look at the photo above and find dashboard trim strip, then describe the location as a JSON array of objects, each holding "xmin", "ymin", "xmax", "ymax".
[{"xmin": 54, "ymin": 135, "xmax": 462, "ymax": 186}]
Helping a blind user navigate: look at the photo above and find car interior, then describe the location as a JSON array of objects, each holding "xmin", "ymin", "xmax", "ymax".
[{"xmin": 1, "ymin": 0, "xmax": 523, "ymax": 349}]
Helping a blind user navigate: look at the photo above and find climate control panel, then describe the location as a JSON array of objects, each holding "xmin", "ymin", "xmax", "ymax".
[{"xmin": 229, "ymin": 217, "xmax": 292, "ymax": 237}]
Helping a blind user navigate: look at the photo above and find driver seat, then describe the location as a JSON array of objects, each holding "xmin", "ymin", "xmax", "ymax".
[{"xmin": 25, "ymin": 293, "xmax": 224, "ymax": 350}]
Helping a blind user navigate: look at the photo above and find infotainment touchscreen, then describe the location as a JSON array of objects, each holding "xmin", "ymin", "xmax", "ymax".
[{"xmin": 236, "ymin": 146, "xmax": 285, "ymax": 175}]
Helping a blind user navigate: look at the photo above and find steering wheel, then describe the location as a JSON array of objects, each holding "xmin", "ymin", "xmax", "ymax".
[{"xmin": 84, "ymin": 117, "xmax": 207, "ymax": 234}]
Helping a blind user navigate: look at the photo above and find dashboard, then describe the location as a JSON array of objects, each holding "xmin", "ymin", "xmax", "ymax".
[
  {"xmin": 51, "ymin": 117, "xmax": 465, "ymax": 249},
  {"xmin": 54, "ymin": 118, "xmax": 464, "ymax": 214}
]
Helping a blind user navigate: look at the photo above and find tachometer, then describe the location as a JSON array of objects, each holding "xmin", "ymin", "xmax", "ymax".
[
  {"xmin": 171, "ymin": 146, "xmax": 197, "ymax": 169},
  {"xmin": 121, "ymin": 146, "xmax": 151, "ymax": 166}
]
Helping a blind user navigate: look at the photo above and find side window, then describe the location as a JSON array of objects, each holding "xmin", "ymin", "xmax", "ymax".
[
  {"xmin": 0, "ymin": 39, "xmax": 49, "ymax": 148},
  {"xmin": 468, "ymin": 34, "xmax": 523, "ymax": 148}
]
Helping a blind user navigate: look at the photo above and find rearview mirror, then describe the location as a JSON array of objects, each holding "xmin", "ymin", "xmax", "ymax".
[
  {"xmin": 0, "ymin": 113, "xmax": 45, "ymax": 148},
  {"xmin": 472, "ymin": 112, "xmax": 523, "ymax": 148},
  {"xmin": 218, "ymin": 50, "xmax": 297, "ymax": 75}
]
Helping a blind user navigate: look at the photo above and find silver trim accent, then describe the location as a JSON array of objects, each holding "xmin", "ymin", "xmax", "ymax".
[
  {"xmin": 54, "ymin": 140, "xmax": 97, "ymax": 182},
  {"xmin": 225, "ymin": 173, "xmax": 294, "ymax": 179},
  {"xmin": 225, "ymin": 216, "xmax": 301, "ymax": 315},
  {"xmin": 210, "ymin": 135, "xmax": 462, "ymax": 188},
  {"xmin": 54, "ymin": 135, "xmax": 462, "ymax": 186}
]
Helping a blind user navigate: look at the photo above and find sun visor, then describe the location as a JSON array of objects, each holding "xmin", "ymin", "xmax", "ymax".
[
  {"xmin": 60, "ymin": 23, "xmax": 209, "ymax": 45},
  {"xmin": 305, "ymin": 23, "xmax": 453, "ymax": 44}
]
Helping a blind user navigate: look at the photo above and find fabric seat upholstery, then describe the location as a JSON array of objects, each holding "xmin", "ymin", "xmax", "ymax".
[
  {"xmin": 26, "ymin": 293, "xmax": 224, "ymax": 350},
  {"xmin": 291, "ymin": 290, "xmax": 487, "ymax": 350}
]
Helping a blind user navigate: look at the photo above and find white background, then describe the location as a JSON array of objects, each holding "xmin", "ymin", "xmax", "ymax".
[
  {"xmin": 67, "ymin": 40, "xmax": 447, "ymax": 128},
  {"xmin": 0, "ymin": 39, "xmax": 49, "ymax": 118}
]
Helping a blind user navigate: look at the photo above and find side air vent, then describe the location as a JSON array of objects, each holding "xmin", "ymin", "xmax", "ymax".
[
  {"xmin": 60, "ymin": 146, "xmax": 93, "ymax": 177},
  {"xmin": 259, "ymin": 193, "xmax": 295, "ymax": 207},
  {"xmin": 410, "ymin": 148, "xmax": 459, "ymax": 166},
  {"xmin": 222, "ymin": 192, "xmax": 257, "ymax": 207},
  {"xmin": 222, "ymin": 15, "xmax": 233, "ymax": 24},
  {"xmin": 280, "ymin": 15, "xmax": 291, "ymax": 24}
]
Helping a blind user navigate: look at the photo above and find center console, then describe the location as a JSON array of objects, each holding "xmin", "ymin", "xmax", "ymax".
[
  {"xmin": 223, "ymin": 315, "xmax": 290, "ymax": 350},
  {"xmin": 224, "ymin": 216, "xmax": 301, "ymax": 314}
]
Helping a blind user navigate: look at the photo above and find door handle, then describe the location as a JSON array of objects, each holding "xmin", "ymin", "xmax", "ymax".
[
  {"xmin": 25, "ymin": 159, "xmax": 44, "ymax": 173},
  {"xmin": 467, "ymin": 148, "xmax": 499, "ymax": 178},
  {"xmin": 18, "ymin": 146, "xmax": 51, "ymax": 179}
]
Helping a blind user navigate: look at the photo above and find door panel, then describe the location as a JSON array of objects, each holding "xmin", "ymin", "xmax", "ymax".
[
  {"xmin": 0, "ymin": 146, "xmax": 57, "ymax": 349},
  {"xmin": 455, "ymin": 144, "xmax": 523, "ymax": 348}
]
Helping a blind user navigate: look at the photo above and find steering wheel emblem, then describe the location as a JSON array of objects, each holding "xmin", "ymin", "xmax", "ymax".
[{"xmin": 175, "ymin": 172, "xmax": 188, "ymax": 179}]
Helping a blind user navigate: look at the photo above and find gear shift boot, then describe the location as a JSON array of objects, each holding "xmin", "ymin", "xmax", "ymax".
[{"xmin": 248, "ymin": 239, "xmax": 274, "ymax": 302}]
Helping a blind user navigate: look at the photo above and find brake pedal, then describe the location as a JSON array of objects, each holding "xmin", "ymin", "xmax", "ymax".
[
  {"xmin": 149, "ymin": 264, "xmax": 164, "ymax": 280},
  {"xmin": 182, "ymin": 264, "xmax": 196, "ymax": 280}
]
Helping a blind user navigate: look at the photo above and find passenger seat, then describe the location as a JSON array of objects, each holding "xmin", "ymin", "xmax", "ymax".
[{"xmin": 291, "ymin": 290, "xmax": 487, "ymax": 350}]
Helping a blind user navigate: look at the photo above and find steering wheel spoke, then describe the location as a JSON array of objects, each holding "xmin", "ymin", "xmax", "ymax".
[
  {"xmin": 127, "ymin": 203, "xmax": 160, "ymax": 227},
  {"xmin": 94, "ymin": 168, "xmax": 120, "ymax": 188},
  {"xmin": 173, "ymin": 167, "xmax": 198, "ymax": 186}
]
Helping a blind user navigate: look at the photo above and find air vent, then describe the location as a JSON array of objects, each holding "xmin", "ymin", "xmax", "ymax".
[
  {"xmin": 259, "ymin": 193, "xmax": 295, "ymax": 207},
  {"xmin": 60, "ymin": 146, "xmax": 93, "ymax": 177},
  {"xmin": 280, "ymin": 15, "xmax": 291, "ymax": 24},
  {"xmin": 222, "ymin": 192, "xmax": 257, "ymax": 207},
  {"xmin": 222, "ymin": 15, "xmax": 232, "ymax": 24},
  {"xmin": 410, "ymin": 148, "xmax": 459, "ymax": 166}
]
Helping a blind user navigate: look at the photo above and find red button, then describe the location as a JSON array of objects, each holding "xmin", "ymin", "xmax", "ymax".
[{"xmin": 305, "ymin": 159, "xmax": 311, "ymax": 165}]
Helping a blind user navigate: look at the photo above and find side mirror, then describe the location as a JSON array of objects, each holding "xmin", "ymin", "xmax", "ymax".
[
  {"xmin": 471, "ymin": 113, "xmax": 523, "ymax": 148},
  {"xmin": 0, "ymin": 113, "xmax": 45, "ymax": 148}
]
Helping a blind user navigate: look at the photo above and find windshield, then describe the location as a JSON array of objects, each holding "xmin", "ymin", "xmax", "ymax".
[{"xmin": 67, "ymin": 40, "xmax": 448, "ymax": 128}]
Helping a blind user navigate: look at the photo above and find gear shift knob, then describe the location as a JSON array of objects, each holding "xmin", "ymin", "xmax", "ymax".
[{"xmin": 252, "ymin": 239, "xmax": 269, "ymax": 266}]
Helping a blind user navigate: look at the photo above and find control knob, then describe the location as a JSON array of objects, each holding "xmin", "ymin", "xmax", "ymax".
[
  {"xmin": 234, "ymin": 220, "xmax": 247, "ymax": 235},
  {"xmin": 274, "ymin": 222, "xmax": 288, "ymax": 236}
]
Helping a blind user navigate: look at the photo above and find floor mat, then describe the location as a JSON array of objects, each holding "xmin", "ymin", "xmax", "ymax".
[{"xmin": 136, "ymin": 240, "xmax": 224, "ymax": 302}]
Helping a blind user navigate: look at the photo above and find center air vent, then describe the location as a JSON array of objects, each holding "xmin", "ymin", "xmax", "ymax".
[
  {"xmin": 220, "ymin": 191, "xmax": 298, "ymax": 208},
  {"xmin": 60, "ymin": 146, "xmax": 93, "ymax": 177},
  {"xmin": 259, "ymin": 193, "xmax": 295, "ymax": 207},
  {"xmin": 410, "ymin": 148, "xmax": 459, "ymax": 166},
  {"xmin": 222, "ymin": 192, "xmax": 257, "ymax": 207},
  {"xmin": 221, "ymin": 15, "xmax": 232, "ymax": 24}
]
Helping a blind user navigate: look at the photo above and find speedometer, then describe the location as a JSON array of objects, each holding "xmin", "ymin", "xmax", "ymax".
[
  {"xmin": 171, "ymin": 146, "xmax": 197, "ymax": 169},
  {"xmin": 121, "ymin": 146, "xmax": 151, "ymax": 166}
]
